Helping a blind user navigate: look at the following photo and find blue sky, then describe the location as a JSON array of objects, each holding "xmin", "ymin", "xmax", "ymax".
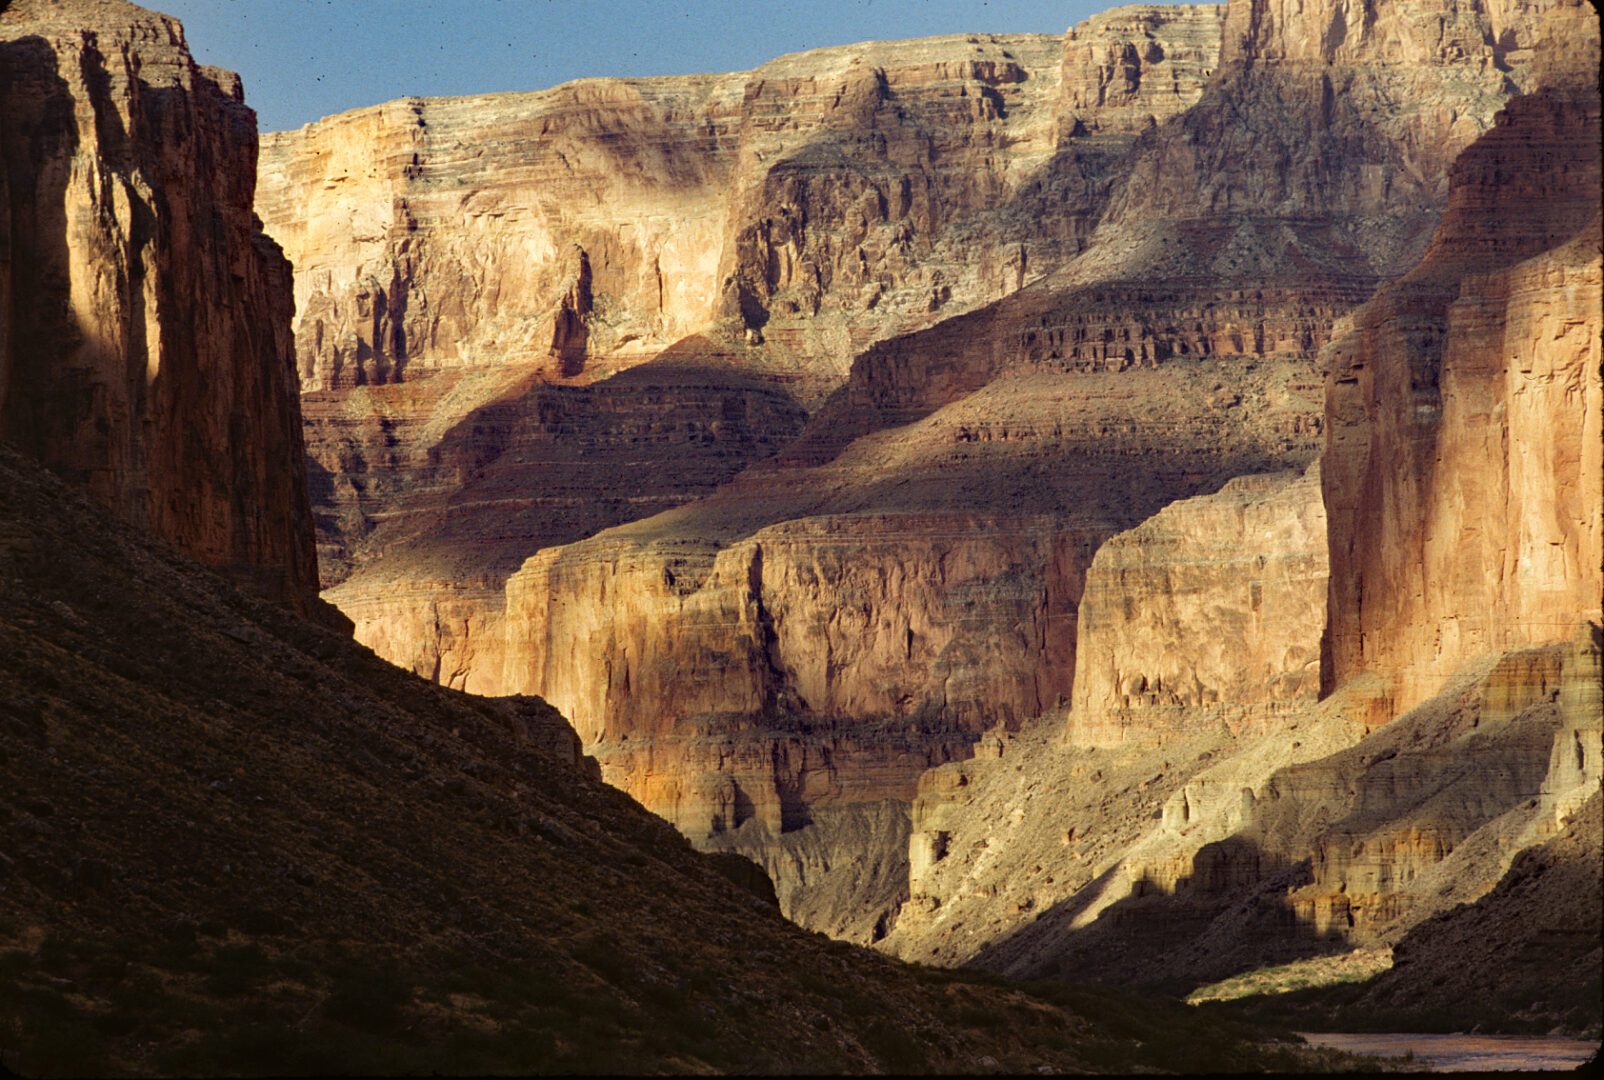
[{"xmin": 157, "ymin": 0, "xmax": 1114, "ymax": 132}]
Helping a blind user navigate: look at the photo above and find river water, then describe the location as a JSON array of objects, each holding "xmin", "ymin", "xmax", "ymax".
[{"xmin": 1296, "ymin": 1032, "xmax": 1601, "ymax": 1072}]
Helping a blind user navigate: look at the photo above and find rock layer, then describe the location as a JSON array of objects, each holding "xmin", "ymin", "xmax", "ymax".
[
  {"xmin": 306, "ymin": 359, "xmax": 807, "ymax": 690},
  {"xmin": 0, "ymin": 0, "xmax": 319, "ymax": 612},
  {"xmin": 259, "ymin": 14, "xmax": 1227, "ymax": 399},
  {"xmin": 498, "ymin": 352, "xmax": 1328, "ymax": 936},
  {"xmin": 259, "ymin": 10, "xmax": 1233, "ymax": 698}
]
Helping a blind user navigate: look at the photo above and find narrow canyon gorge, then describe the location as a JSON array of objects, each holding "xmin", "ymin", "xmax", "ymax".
[{"xmin": 1, "ymin": 0, "xmax": 1599, "ymax": 1072}]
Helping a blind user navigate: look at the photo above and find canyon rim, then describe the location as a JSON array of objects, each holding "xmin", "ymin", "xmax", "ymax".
[{"xmin": 1, "ymin": 0, "xmax": 1601, "ymax": 1074}]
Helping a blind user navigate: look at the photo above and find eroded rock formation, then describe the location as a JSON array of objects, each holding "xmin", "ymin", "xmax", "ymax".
[
  {"xmin": 498, "ymin": 352, "xmax": 1326, "ymax": 935},
  {"xmin": 882, "ymin": 4, "xmax": 1602, "ymax": 1011},
  {"xmin": 1067, "ymin": 465, "xmax": 1328, "ymax": 746},
  {"xmin": 0, "ymin": 0, "xmax": 320, "ymax": 613},
  {"xmin": 260, "ymin": 13, "xmax": 1227, "ymax": 398},
  {"xmin": 263, "ymin": 0, "xmax": 1599, "ymax": 960},
  {"xmin": 888, "ymin": 632, "xmax": 1601, "ymax": 991},
  {"xmin": 490, "ymin": 0, "xmax": 1578, "ymax": 938}
]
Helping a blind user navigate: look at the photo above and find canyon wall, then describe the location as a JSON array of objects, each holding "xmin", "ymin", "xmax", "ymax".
[
  {"xmin": 260, "ymin": 11, "xmax": 1227, "ymax": 399},
  {"xmin": 488, "ymin": 0, "xmax": 1581, "ymax": 935},
  {"xmin": 261, "ymin": 0, "xmax": 1598, "ymax": 946},
  {"xmin": 0, "ymin": 0, "xmax": 320, "ymax": 612},
  {"xmin": 1324, "ymin": 81, "xmax": 1603, "ymax": 712},
  {"xmin": 1067, "ymin": 464, "xmax": 1328, "ymax": 746},
  {"xmin": 258, "ymin": 9, "xmax": 1230, "ymax": 691},
  {"xmin": 882, "ymin": 4, "xmax": 1601, "ymax": 999}
]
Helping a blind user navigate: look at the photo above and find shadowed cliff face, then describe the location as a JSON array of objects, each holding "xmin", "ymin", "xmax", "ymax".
[{"xmin": 0, "ymin": 0, "xmax": 321, "ymax": 615}]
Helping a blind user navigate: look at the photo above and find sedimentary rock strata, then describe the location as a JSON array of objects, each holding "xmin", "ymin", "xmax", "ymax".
[
  {"xmin": 497, "ymin": 353, "xmax": 1327, "ymax": 934},
  {"xmin": 1324, "ymin": 83, "xmax": 1603, "ymax": 712},
  {"xmin": 259, "ymin": 13, "xmax": 1227, "ymax": 398},
  {"xmin": 1067, "ymin": 465, "xmax": 1328, "ymax": 746},
  {"xmin": 258, "ymin": 10, "xmax": 1234, "ymax": 700},
  {"xmin": 882, "ymin": 6, "xmax": 1602, "ymax": 1009},
  {"xmin": 0, "ymin": 0, "xmax": 319, "ymax": 613},
  {"xmin": 306, "ymin": 360, "xmax": 807, "ymax": 690},
  {"xmin": 489, "ymin": 0, "xmax": 1580, "ymax": 934}
]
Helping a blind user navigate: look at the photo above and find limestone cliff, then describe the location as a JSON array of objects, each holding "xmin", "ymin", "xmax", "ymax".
[
  {"xmin": 0, "ymin": 0, "xmax": 319, "ymax": 613},
  {"xmin": 1067, "ymin": 465, "xmax": 1328, "ymax": 746},
  {"xmin": 260, "ymin": 14, "xmax": 1226, "ymax": 399}
]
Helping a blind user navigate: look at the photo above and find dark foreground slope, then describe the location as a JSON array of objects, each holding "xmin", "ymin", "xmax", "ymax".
[{"xmin": 0, "ymin": 445, "xmax": 1360, "ymax": 1076}]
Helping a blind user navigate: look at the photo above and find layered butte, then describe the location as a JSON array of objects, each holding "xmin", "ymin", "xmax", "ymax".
[{"xmin": 0, "ymin": 0, "xmax": 320, "ymax": 613}]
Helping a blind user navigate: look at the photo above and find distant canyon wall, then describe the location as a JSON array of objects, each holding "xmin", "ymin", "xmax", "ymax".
[
  {"xmin": 259, "ymin": 0, "xmax": 1599, "ymax": 942},
  {"xmin": 884, "ymin": 1, "xmax": 1601, "ymax": 984},
  {"xmin": 259, "ymin": 6, "xmax": 1227, "ymax": 400},
  {"xmin": 258, "ymin": 8, "xmax": 1236, "ymax": 689},
  {"xmin": 0, "ymin": 0, "xmax": 321, "ymax": 614}
]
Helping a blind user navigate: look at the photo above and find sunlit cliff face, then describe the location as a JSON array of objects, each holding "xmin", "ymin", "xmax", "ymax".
[{"xmin": 253, "ymin": 0, "xmax": 1599, "ymax": 959}]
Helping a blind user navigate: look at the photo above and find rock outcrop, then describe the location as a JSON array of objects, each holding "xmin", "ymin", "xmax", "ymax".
[
  {"xmin": 887, "ymin": 632, "xmax": 1600, "ymax": 995},
  {"xmin": 0, "ymin": 0, "xmax": 320, "ymax": 613},
  {"xmin": 1067, "ymin": 465, "xmax": 1328, "ymax": 746},
  {"xmin": 306, "ymin": 360, "xmax": 807, "ymax": 690},
  {"xmin": 499, "ymin": 353, "xmax": 1326, "ymax": 934},
  {"xmin": 1346, "ymin": 788, "xmax": 1602, "ymax": 1034}
]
